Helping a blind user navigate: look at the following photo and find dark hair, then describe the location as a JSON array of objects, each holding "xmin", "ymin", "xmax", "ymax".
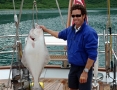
[{"xmin": 70, "ymin": 4, "xmax": 87, "ymax": 16}]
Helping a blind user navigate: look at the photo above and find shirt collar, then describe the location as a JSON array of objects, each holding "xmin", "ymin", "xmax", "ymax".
[
  {"xmin": 74, "ymin": 25, "xmax": 81, "ymax": 32},
  {"xmin": 72, "ymin": 20, "xmax": 86, "ymax": 32}
]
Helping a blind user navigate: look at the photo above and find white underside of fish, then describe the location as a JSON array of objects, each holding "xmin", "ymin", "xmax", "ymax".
[{"xmin": 21, "ymin": 24, "xmax": 50, "ymax": 90}]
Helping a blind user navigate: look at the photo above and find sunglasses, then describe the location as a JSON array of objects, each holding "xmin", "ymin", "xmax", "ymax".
[{"xmin": 71, "ymin": 14, "xmax": 82, "ymax": 18}]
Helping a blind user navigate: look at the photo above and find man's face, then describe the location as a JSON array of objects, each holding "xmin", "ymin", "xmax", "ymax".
[{"xmin": 71, "ymin": 9, "xmax": 85, "ymax": 27}]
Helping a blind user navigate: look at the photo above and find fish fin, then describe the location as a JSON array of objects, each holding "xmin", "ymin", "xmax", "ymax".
[{"xmin": 33, "ymin": 81, "xmax": 43, "ymax": 90}]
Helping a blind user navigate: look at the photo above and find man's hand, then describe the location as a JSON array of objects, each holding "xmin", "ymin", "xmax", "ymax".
[
  {"xmin": 79, "ymin": 71, "xmax": 88, "ymax": 83},
  {"xmin": 39, "ymin": 25, "xmax": 47, "ymax": 32},
  {"xmin": 39, "ymin": 25, "xmax": 59, "ymax": 38}
]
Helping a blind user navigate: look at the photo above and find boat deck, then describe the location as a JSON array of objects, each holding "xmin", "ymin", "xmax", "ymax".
[
  {"xmin": 0, "ymin": 78, "xmax": 112, "ymax": 90},
  {"xmin": 0, "ymin": 78, "xmax": 68, "ymax": 90},
  {"xmin": 40, "ymin": 78, "xmax": 68, "ymax": 90}
]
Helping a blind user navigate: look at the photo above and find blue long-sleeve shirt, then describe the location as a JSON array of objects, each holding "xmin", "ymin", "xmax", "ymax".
[{"xmin": 58, "ymin": 21, "xmax": 98, "ymax": 66}]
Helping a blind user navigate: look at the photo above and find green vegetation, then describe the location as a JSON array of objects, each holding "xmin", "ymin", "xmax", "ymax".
[
  {"xmin": 0, "ymin": 0, "xmax": 117, "ymax": 9},
  {"xmin": 85, "ymin": 0, "xmax": 117, "ymax": 8}
]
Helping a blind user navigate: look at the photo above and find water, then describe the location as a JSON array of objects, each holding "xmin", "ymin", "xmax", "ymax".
[{"xmin": 0, "ymin": 8, "xmax": 117, "ymax": 67}]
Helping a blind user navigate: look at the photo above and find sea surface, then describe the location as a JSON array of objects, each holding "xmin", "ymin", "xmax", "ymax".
[{"xmin": 0, "ymin": 8, "xmax": 117, "ymax": 67}]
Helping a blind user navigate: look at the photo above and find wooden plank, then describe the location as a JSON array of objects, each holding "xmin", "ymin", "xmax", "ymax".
[
  {"xmin": 44, "ymin": 80, "xmax": 58, "ymax": 89},
  {"xmin": 45, "ymin": 65, "xmax": 61, "ymax": 68},
  {"xmin": 54, "ymin": 83, "xmax": 62, "ymax": 90},
  {"xmin": 50, "ymin": 55, "xmax": 67, "ymax": 61},
  {"xmin": 1, "ymin": 78, "xmax": 112, "ymax": 90},
  {"xmin": 104, "ymin": 85, "xmax": 110, "ymax": 90},
  {"xmin": 99, "ymin": 82, "xmax": 110, "ymax": 90}
]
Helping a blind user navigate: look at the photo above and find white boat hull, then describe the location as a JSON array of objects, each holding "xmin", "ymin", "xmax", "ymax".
[{"xmin": 0, "ymin": 68, "xmax": 117, "ymax": 83}]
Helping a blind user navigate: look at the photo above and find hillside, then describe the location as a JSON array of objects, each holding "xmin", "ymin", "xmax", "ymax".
[{"xmin": 0, "ymin": 0, "xmax": 117, "ymax": 9}]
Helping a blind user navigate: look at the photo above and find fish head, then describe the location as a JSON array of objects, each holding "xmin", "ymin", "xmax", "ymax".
[{"xmin": 28, "ymin": 24, "xmax": 43, "ymax": 41}]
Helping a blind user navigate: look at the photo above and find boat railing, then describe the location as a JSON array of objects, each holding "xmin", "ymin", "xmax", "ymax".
[
  {"xmin": 0, "ymin": 34, "xmax": 117, "ymax": 69},
  {"xmin": 0, "ymin": 33, "xmax": 117, "ymax": 38},
  {"xmin": 0, "ymin": 33, "xmax": 116, "ymax": 54}
]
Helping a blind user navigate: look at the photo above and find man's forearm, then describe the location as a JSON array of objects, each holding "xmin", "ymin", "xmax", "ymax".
[
  {"xmin": 46, "ymin": 29, "xmax": 59, "ymax": 38},
  {"xmin": 85, "ymin": 58, "xmax": 94, "ymax": 70},
  {"xmin": 40, "ymin": 25, "xmax": 59, "ymax": 38}
]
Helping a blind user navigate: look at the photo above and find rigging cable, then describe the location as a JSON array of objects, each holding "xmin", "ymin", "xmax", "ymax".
[
  {"xmin": 6, "ymin": 0, "xmax": 24, "ymax": 89},
  {"xmin": 6, "ymin": 0, "xmax": 17, "ymax": 89},
  {"xmin": 55, "ymin": 0, "xmax": 66, "ymax": 28},
  {"xmin": 15, "ymin": 0, "xmax": 24, "ymax": 89}
]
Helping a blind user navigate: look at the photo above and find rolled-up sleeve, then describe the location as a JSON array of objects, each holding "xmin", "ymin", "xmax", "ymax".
[
  {"xmin": 58, "ymin": 28, "xmax": 68, "ymax": 40},
  {"xmin": 84, "ymin": 30, "xmax": 98, "ymax": 61}
]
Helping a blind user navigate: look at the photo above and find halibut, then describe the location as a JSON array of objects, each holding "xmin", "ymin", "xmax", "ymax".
[{"xmin": 21, "ymin": 24, "xmax": 50, "ymax": 90}]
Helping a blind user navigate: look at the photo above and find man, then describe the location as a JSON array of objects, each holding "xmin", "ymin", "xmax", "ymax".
[{"xmin": 40, "ymin": 4, "xmax": 98, "ymax": 90}]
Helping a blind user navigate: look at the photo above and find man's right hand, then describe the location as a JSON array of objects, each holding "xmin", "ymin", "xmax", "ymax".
[
  {"xmin": 39, "ymin": 25, "xmax": 59, "ymax": 38},
  {"xmin": 39, "ymin": 25, "xmax": 47, "ymax": 32}
]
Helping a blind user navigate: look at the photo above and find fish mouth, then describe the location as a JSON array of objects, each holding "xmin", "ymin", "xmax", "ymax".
[{"xmin": 30, "ymin": 36, "xmax": 35, "ymax": 41}]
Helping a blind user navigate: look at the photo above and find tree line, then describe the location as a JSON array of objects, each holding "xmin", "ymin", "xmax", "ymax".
[{"xmin": 0, "ymin": 0, "xmax": 117, "ymax": 9}]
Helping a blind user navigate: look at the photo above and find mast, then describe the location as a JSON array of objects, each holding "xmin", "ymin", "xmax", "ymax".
[
  {"xmin": 106, "ymin": 0, "xmax": 116, "ymax": 89},
  {"xmin": 105, "ymin": 0, "xmax": 111, "ymax": 84},
  {"xmin": 66, "ymin": 0, "xmax": 74, "ymax": 28},
  {"xmin": 107, "ymin": 0, "xmax": 112, "ymax": 70}
]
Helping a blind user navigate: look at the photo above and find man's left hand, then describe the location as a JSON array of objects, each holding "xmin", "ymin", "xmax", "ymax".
[{"xmin": 79, "ymin": 71, "xmax": 88, "ymax": 83}]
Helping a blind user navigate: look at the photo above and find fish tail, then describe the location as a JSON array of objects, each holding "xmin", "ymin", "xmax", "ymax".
[
  {"xmin": 33, "ymin": 85, "xmax": 43, "ymax": 90},
  {"xmin": 33, "ymin": 80, "xmax": 43, "ymax": 90}
]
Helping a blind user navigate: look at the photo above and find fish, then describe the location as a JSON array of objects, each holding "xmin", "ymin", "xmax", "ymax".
[{"xmin": 21, "ymin": 24, "xmax": 50, "ymax": 90}]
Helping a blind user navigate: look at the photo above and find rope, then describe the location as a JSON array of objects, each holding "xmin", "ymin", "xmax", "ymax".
[
  {"xmin": 12, "ymin": 1, "xmax": 24, "ymax": 88},
  {"xmin": 55, "ymin": 0, "xmax": 66, "ymax": 28},
  {"xmin": 32, "ymin": 1, "xmax": 35, "ymax": 28},
  {"xmin": 12, "ymin": 0, "xmax": 24, "ymax": 64},
  {"xmin": 16, "ymin": 0, "xmax": 24, "ymax": 41},
  {"xmin": 12, "ymin": 0, "xmax": 16, "ymax": 14},
  {"xmin": 32, "ymin": 0, "xmax": 39, "ymax": 28}
]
